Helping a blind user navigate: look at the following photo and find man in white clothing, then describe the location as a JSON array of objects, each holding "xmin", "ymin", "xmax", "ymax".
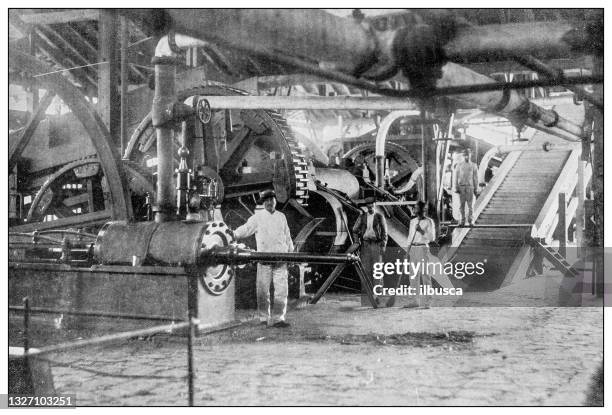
[
  {"xmin": 233, "ymin": 190, "xmax": 294, "ymax": 328},
  {"xmin": 407, "ymin": 201, "xmax": 436, "ymax": 308}
]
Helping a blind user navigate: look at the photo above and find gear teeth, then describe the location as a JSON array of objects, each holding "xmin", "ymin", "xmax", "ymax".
[{"xmin": 266, "ymin": 109, "xmax": 310, "ymax": 205}]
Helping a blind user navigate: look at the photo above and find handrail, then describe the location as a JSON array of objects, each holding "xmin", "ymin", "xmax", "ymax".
[{"xmin": 531, "ymin": 147, "xmax": 584, "ymax": 240}]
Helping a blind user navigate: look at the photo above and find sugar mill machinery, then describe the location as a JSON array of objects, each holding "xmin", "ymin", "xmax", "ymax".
[{"xmin": 9, "ymin": 9, "xmax": 603, "ymax": 327}]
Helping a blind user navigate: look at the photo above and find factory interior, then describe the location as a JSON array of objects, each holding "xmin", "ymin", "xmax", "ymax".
[{"xmin": 7, "ymin": 8, "xmax": 605, "ymax": 406}]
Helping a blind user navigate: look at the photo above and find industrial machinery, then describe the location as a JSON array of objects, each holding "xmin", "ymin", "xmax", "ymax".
[
  {"xmin": 9, "ymin": 9, "xmax": 603, "ymax": 326},
  {"xmin": 8, "ymin": 46, "xmax": 373, "ymax": 329}
]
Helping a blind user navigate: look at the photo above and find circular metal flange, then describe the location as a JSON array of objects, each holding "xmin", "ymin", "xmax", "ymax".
[
  {"xmin": 200, "ymin": 220, "xmax": 235, "ymax": 295},
  {"xmin": 196, "ymin": 98, "xmax": 212, "ymax": 124}
]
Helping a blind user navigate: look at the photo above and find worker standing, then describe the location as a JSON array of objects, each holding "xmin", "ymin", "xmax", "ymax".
[
  {"xmin": 233, "ymin": 190, "xmax": 294, "ymax": 328},
  {"xmin": 453, "ymin": 149, "xmax": 479, "ymax": 226},
  {"xmin": 406, "ymin": 201, "xmax": 436, "ymax": 308},
  {"xmin": 352, "ymin": 197, "xmax": 387, "ymax": 303}
]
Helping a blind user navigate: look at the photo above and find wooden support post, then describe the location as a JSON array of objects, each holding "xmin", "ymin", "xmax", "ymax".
[
  {"xmin": 576, "ymin": 158, "xmax": 585, "ymax": 252},
  {"xmin": 23, "ymin": 297, "xmax": 30, "ymax": 354},
  {"xmin": 185, "ymin": 270, "xmax": 199, "ymax": 406},
  {"xmin": 591, "ymin": 54, "xmax": 604, "ymax": 297},
  {"xmin": 558, "ymin": 193, "xmax": 567, "ymax": 258},
  {"xmin": 119, "ymin": 16, "xmax": 129, "ymax": 155},
  {"xmin": 97, "ymin": 10, "xmax": 120, "ymax": 142}
]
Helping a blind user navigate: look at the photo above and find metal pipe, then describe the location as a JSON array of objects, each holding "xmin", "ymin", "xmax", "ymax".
[
  {"xmin": 198, "ymin": 95, "xmax": 417, "ymax": 110},
  {"xmin": 512, "ymin": 54, "xmax": 602, "ymax": 109},
  {"xmin": 152, "ymin": 58, "xmax": 177, "ymax": 222},
  {"xmin": 146, "ymin": 11, "xmax": 587, "ymax": 144},
  {"xmin": 133, "ymin": 10, "xmax": 597, "ymax": 79},
  {"xmin": 436, "ymin": 63, "xmax": 585, "ymax": 138},
  {"xmin": 374, "ymin": 111, "xmax": 421, "ymax": 188},
  {"xmin": 204, "ymin": 247, "xmax": 358, "ymax": 265},
  {"xmin": 152, "ymin": 33, "xmax": 210, "ymax": 222},
  {"xmin": 161, "ymin": 9, "xmax": 377, "ymax": 75},
  {"xmin": 444, "ymin": 22, "xmax": 578, "ymax": 62}
]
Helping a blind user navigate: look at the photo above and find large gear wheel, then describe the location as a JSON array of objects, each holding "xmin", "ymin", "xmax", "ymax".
[
  {"xmin": 25, "ymin": 158, "xmax": 155, "ymax": 224},
  {"xmin": 124, "ymin": 83, "xmax": 309, "ymax": 205}
]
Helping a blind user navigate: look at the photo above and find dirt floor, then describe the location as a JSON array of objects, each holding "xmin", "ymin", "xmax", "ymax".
[{"xmin": 11, "ymin": 274, "xmax": 603, "ymax": 406}]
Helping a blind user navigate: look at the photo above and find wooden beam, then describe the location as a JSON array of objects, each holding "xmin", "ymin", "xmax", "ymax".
[
  {"xmin": 63, "ymin": 25, "xmax": 97, "ymax": 58},
  {"xmin": 97, "ymin": 10, "xmax": 120, "ymax": 142},
  {"xmin": 33, "ymin": 27, "xmax": 98, "ymax": 87},
  {"xmin": 38, "ymin": 25, "xmax": 91, "ymax": 67},
  {"xmin": 19, "ymin": 10, "xmax": 99, "ymax": 25}
]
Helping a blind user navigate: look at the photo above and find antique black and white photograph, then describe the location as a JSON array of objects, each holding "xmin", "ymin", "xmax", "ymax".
[{"xmin": 4, "ymin": 5, "xmax": 606, "ymax": 408}]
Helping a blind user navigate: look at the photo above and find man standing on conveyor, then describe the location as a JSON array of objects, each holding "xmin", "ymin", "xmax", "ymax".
[{"xmin": 453, "ymin": 148, "xmax": 479, "ymax": 226}]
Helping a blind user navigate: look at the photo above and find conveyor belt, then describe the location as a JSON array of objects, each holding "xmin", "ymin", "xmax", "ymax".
[{"xmin": 446, "ymin": 145, "xmax": 572, "ymax": 290}]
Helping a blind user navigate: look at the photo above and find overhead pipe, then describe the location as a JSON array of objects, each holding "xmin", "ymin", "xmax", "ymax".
[
  {"xmin": 145, "ymin": 9, "xmax": 379, "ymax": 75},
  {"xmin": 435, "ymin": 63, "xmax": 584, "ymax": 138},
  {"xmin": 373, "ymin": 110, "xmax": 421, "ymax": 187},
  {"xmin": 512, "ymin": 54, "xmax": 602, "ymax": 109},
  {"xmin": 127, "ymin": 9, "xmax": 596, "ymax": 80},
  {"xmin": 137, "ymin": 9, "xmax": 588, "ymax": 141},
  {"xmin": 192, "ymin": 95, "xmax": 418, "ymax": 111}
]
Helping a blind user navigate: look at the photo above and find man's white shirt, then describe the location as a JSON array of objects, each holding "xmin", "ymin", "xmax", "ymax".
[{"xmin": 234, "ymin": 209, "xmax": 294, "ymax": 252}]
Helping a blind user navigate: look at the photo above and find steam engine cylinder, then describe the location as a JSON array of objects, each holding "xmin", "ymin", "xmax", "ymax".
[{"xmin": 94, "ymin": 220, "xmax": 228, "ymax": 266}]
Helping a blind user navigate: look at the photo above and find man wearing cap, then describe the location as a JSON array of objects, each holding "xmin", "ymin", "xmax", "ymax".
[
  {"xmin": 453, "ymin": 149, "xmax": 479, "ymax": 226},
  {"xmin": 233, "ymin": 190, "xmax": 294, "ymax": 328},
  {"xmin": 352, "ymin": 197, "xmax": 387, "ymax": 303}
]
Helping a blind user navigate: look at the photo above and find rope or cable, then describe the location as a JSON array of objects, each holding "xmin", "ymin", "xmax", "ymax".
[{"xmin": 31, "ymin": 61, "xmax": 108, "ymax": 78}]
